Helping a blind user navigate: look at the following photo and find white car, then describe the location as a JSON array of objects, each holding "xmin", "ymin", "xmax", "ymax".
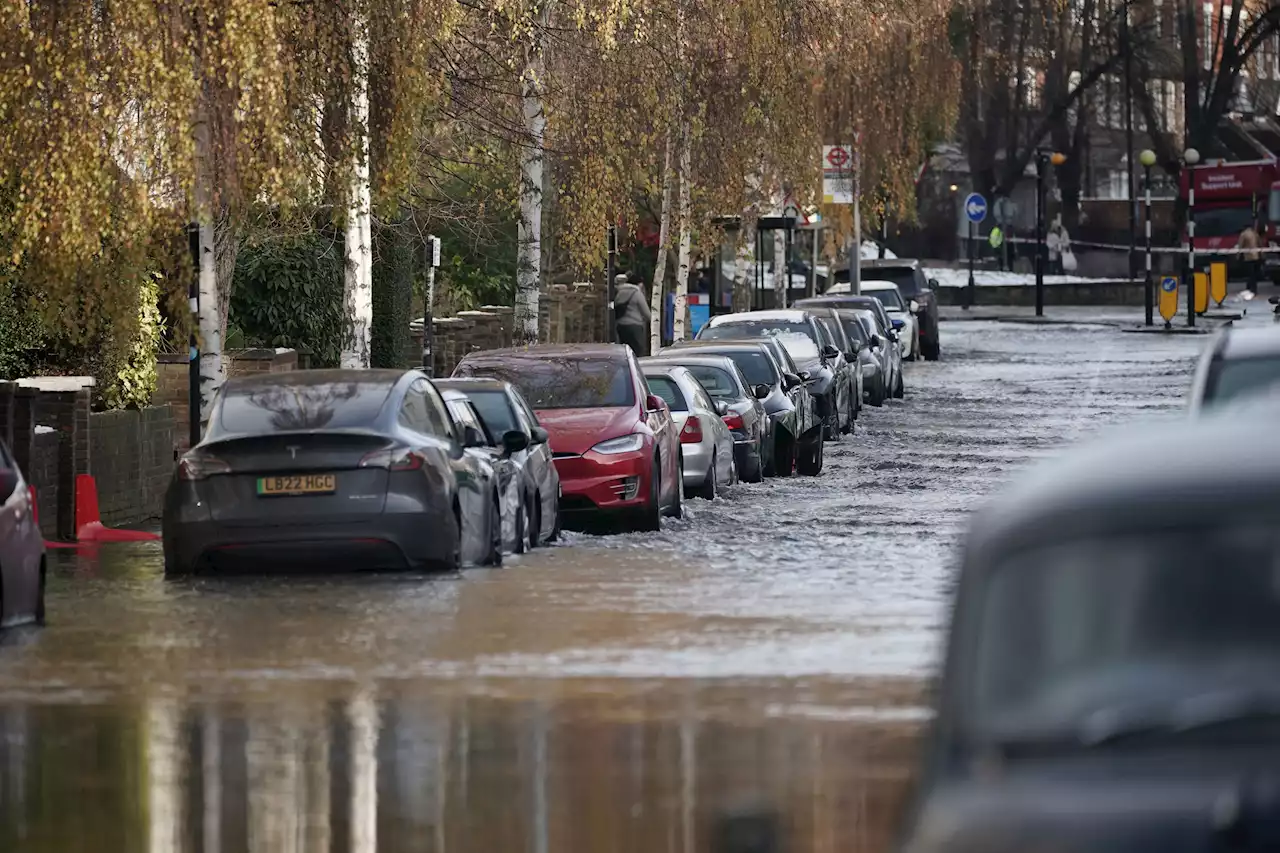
[{"xmin": 859, "ymin": 281, "xmax": 919, "ymax": 361}]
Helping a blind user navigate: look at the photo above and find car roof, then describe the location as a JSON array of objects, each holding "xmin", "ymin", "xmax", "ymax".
[
  {"xmin": 665, "ymin": 340, "xmax": 775, "ymax": 352},
  {"xmin": 439, "ymin": 388, "xmax": 470, "ymax": 403},
  {"xmin": 223, "ymin": 368, "xmax": 411, "ymax": 393},
  {"xmin": 1217, "ymin": 325, "xmax": 1280, "ymax": 361},
  {"xmin": 647, "ymin": 352, "xmax": 744, "ymax": 370},
  {"xmin": 859, "ymin": 280, "xmax": 901, "ymax": 291},
  {"xmin": 434, "ymin": 377, "xmax": 512, "ymax": 394},
  {"xmin": 861, "ymin": 258, "xmax": 921, "ymax": 270},
  {"xmin": 964, "ymin": 410, "xmax": 1280, "ymax": 565},
  {"xmin": 797, "ymin": 295, "xmax": 882, "ymax": 308},
  {"xmin": 708, "ymin": 309, "xmax": 813, "ymax": 324}
]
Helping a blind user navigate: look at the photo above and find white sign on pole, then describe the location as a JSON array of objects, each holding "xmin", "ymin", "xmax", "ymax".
[{"xmin": 822, "ymin": 146, "xmax": 854, "ymax": 205}]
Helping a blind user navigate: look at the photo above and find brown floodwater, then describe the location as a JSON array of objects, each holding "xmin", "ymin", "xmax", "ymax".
[{"xmin": 0, "ymin": 318, "xmax": 1202, "ymax": 852}]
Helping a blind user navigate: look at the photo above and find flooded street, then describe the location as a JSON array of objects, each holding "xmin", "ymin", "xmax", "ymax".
[{"xmin": 0, "ymin": 316, "xmax": 1204, "ymax": 853}]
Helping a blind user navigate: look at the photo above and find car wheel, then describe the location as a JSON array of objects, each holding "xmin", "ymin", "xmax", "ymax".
[
  {"xmin": 797, "ymin": 431, "xmax": 824, "ymax": 476},
  {"xmin": 528, "ymin": 495, "xmax": 541, "ymax": 550},
  {"xmin": 34, "ymin": 558, "xmax": 46, "ymax": 626},
  {"xmin": 893, "ymin": 370, "xmax": 905, "ymax": 399},
  {"xmin": 924, "ymin": 336, "xmax": 941, "ymax": 361},
  {"xmin": 841, "ymin": 395, "xmax": 856, "ymax": 434},
  {"xmin": 773, "ymin": 432, "xmax": 794, "ymax": 477},
  {"xmin": 667, "ymin": 457, "xmax": 684, "ymax": 518},
  {"xmin": 435, "ymin": 509, "xmax": 463, "ymax": 572},
  {"xmin": 485, "ymin": 495, "xmax": 504, "ymax": 566},
  {"xmin": 515, "ymin": 495, "xmax": 529, "ymax": 554},
  {"xmin": 639, "ymin": 458, "xmax": 662, "ymax": 532},
  {"xmin": 697, "ymin": 451, "xmax": 718, "ymax": 500},
  {"xmin": 548, "ymin": 485, "xmax": 562, "ymax": 542}
]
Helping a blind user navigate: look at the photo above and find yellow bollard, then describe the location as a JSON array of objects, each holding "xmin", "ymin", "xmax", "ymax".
[
  {"xmin": 1194, "ymin": 271, "xmax": 1209, "ymax": 314},
  {"xmin": 1210, "ymin": 262, "xmax": 1227, "ymax": 306},
  {"xmin": 1158, "ymin": 276, "xmax": 1179, "ymax": 324}
]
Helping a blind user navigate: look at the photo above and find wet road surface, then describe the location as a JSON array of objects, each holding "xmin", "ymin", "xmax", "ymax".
[{"xmin": 0, "ymin": 314, "xmax": 1208, "ymax": 853}]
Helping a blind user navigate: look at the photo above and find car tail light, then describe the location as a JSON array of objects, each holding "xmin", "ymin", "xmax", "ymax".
[
  {"xmin": 359, "ymin": 446, "xmax": 424, "ymax": 471},
  {"xmin": 722, "ymin": 412, "xmax": 745, "ymax": 431},
  {"xmin": 680, "ymin": 416, "xmax": 703, "ymax": 444},
  {"xmin": 176, "ymin": 452, "xmax": 231, "ymax": 481}
]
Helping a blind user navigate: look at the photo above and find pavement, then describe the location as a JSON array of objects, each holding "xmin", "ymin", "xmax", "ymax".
[{"xmin": 0, "ymin": 316, "xmax": 1213, "ymax": 852}]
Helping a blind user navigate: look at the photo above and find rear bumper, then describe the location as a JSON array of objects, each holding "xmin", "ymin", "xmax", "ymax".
[
  {"xmin": 164, "ymin": 511, "xmax": 457, "ymax": 572},
  {"xmin": 680, "ymin": 440, "xmax": 713, "ymax": 487},
  {"xmin": 554, "ymin": 449, "xmax": 654, "ymax": 514}
]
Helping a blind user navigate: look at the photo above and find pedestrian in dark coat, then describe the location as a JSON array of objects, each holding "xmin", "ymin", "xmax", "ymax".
[{"xmin": 614, "ymin": 273, "xmax": 651, "ymax": 356}]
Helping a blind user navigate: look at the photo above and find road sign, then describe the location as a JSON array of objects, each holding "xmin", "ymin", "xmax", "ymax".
[
  {"xmin": 1194, "ymin": 271, "xmax": 1209, "ymax": 313},
  {"xmin": 994, "ymin": 196, "xmax": 1017, "ymax": 225},
  {"xmin": 822, "ymin": 145, "xmax": 853, "ymax": 204},
  {"xmin": 1159, "ymin": 276, "xmax": 1179, "ymax": 323},
  {"xmin": 1210, "ymin": 262, "xmax": 1227, "ymax": 305},
  {"xmin": 964, "ymin": 193, "xmax": 987, "ymax": 223},
  {"xmin": 988, "ymin": 226, "xmax": 1004, "ymax": 249}
]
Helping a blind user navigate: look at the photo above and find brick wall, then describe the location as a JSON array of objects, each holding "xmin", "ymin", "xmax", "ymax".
[
  {"xmin": 29, "ymin": 431, "xmax": 59, "ymax": 538},
  {"xmin": 89, "ymin": 407, "xmax": 175, "ymax": 526},
  {"xmin": 155, "ymin": 349, "xmax": 299, "ymax": 453}
]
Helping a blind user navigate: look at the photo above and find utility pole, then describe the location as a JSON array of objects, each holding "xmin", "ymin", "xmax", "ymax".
[
  {"xmin": 1123, "ymin": 0, "xmax": 1137, "ymax": 282},
  {"xmin": 422, "ymin": 235, "xmax": 440, "ymax": 375},
  {"xmin": 852, "ymin": 130, "xmax": 863, "ymax": 294}
]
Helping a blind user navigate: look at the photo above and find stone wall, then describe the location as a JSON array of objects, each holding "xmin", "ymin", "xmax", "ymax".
[{"xmin": 155, "ymin": 349, "xmax": 299, "ymax": 453}]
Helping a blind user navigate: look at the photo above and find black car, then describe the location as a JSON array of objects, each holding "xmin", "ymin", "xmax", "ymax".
[
  {"xmin": 436, "ymin": 378, "xmax": 562, "ymax": 547},
  {"xmin": 858, "ymin": 259, "xmax": 941, "ymax": 361},
  {"xmin": 903, "ymin": 410, "xmax": 1280, "ymax": 853},
  {"xmin": 163, "ymin": 369, "xmax": 501, "ymax": 574},
  {"xmin": 647, "ymin": 350, "xmax": 771, "ymax": 482},
  {"xmin": 664, "ymin": 339, "xmax": 819, "ymax": 477}
]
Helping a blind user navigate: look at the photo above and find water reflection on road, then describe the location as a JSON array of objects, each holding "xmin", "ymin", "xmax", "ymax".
[{"xmin": 0, "ymin": 318, "xmax": 1203, "ymax": 852}]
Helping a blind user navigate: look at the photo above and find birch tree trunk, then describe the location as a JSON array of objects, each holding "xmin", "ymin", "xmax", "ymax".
[
  {"xmin": 516, "ymin": 2, "xmax": 551, "ymax": 345},
  {"xmin": 772, "ymin": 229, "xmax": 787, "ymax": 308},
  {"xmin": 342, "ymin": 10, "xmax": 374, "ymax": 369},
  {"xmin": 650, "ymin": 132, "xmax": 675, "ymax": 353},
  {"xmin": 732, "ymin": 227, "xmax": 754, "ymax": 312},
  {"xmin": 672, "ymin": 121, "xmax": 693, "ymax": 342},
  {"xmin": 193, "ymin": 96, "xmax": 224, "ymax": 435}
]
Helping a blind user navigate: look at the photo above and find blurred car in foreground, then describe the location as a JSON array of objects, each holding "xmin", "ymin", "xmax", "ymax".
[
  {"xmin": 640, "ymin": 362, "xmax": 736, "ymax": 499},
  {"xmin": 0, "ymin": 439, "xmax": 45, "ymax": 627},
  {"xmin": 902, "ymin": 410, "xmax": 1280, "ymax": 853},
  {"xmin": 1187, "ymin": 324, "xmax": 1280, "ymax": 415},
  {"xmin": 163, "ymin": 369, "xmax": 499, "ymax": 574},
  {"xmin": 436, "ymin": 378, "xmax": 561, "ymax": 547},
  {"xmin": 452, "ymin": 344, "xmax": 682, "ymax": 531},
  {"xmin": 647, "ymin": 350, "xmax": 771, "ymax": 482}
]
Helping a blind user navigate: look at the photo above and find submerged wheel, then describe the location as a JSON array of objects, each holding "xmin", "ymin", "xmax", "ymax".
[{"xmin": 697, "ymin": 451, "xmax": 718, "ymax": 500}]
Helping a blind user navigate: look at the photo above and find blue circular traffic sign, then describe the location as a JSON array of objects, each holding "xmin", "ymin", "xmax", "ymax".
[
  {"xmin": 964, "ymin": 193, "xmax": 987, "ymax": 224},
  {"xmin": 1161, "ymin": 277, "xmax": 1177, "ymax": 293}
]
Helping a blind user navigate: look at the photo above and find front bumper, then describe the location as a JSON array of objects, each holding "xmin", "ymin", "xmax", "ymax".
[{"xmin": 553, "ymin": 449, "xmax": 654, "ymax": 514}]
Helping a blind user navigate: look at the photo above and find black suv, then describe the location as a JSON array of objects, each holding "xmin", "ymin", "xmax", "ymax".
[{"xmin": 857, "ymin": 259, "xmax": 941, "ymax": 361}]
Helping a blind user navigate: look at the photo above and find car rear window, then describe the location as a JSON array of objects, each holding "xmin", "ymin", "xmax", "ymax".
[
  {"xmin": 645, "ymin": 375, "xmax": 688, "ymax": 411},
  {"xmin": 217, "ymin": 379, "xmax": 395, "ymax": 433},
  {"xmin": 685, "ymin": 366, "xmax": 742, "ymax": 399},
  {"xmin": 462, "ymin": 389, "xmax": 520, "ymax": 437},
  {"xmin": 866, "ymin": 287, "xmax": 905, "ymax": 310},
  {"xmin": 456, "ymin": 356, "xmax": 636, "ymax": 409},
  {"xmin": 863, "ymin": 267, "xmax": 920, "ymax": 296}
]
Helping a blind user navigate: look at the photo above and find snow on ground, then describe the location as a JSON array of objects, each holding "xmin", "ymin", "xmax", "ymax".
[{"xmin": 925, "ymin": 267, "xmax": 1118, "ymax": 288}]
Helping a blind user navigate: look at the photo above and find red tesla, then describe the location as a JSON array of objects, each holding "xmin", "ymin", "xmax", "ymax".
[{"xmin": 453, "ymin": 344, "xmax": 682, "ymax": 531}]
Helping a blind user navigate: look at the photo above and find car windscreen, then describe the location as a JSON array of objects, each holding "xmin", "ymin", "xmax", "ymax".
[
  {"xmin": 684, "ymin": 365, "xmax": 742, "ymax": 399},
  {"xmin": 645, "ymin": 375, "xmax": 688, "ymax": 411},
  {"xmin": 217, "ymin": 379, "xmax": 394, "ymax": 433},
  {"xmin": 866, "ymin": 287, "xmax": 905, "ymax": 310},
  {"xmin": 463, "ymin": 389, "xmax": 520, "ymax": 437},
  {"xmin": 968, "ymin": 525, "xmax": 1280, "ymax": 743},
  {"xmin": 1204, "ymin": 355, "xmax": 1280, "ymax": 408},
  {"xmin": 455, "ymin": 357, "xmax": 636, "ymax": 409},
  {"xmin": 863, "ymin": 268, "xmax": 920, "ymax": 296},
  {"xmin": 836, "ymin": 313, "xmax": 869, "ymax": 344}
]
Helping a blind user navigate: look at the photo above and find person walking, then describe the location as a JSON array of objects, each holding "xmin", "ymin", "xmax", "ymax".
[
  {"xmin": 614, "ymin": 272, "xmax": 651, "ymax": 356},
  {"xmin": 1238, "ymin": 222, "xmax": 1262, "ymax": 295}
]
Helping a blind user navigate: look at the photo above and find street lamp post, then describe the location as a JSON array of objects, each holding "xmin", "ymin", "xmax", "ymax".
[
  {"xmin": 1184, "ymin": 147, "xmax": 1201, "ymax": 328},
  {"xmin": 1034, "ymin": 150, "xmax": 1067, "ymax": 317},
  {"xmin": 1140, "ymin": 149, "xmax": 1157, "ymax": 326}
]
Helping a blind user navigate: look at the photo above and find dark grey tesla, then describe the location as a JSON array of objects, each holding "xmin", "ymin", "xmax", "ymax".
[{"xmin": 162, "ymin": 369, "xmax": 500, "ymax": 574}]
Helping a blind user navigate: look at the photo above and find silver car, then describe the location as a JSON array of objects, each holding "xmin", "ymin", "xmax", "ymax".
[
  {"xmin": 0, "ymin": 439, "xmax": 46, "ymax": 627},
  {"xmin": 641, "ymin": 364, "xmax": 736, "ymax": 500},
  {"xmin": 850, "ymin": 307, "xmax": 904, "ymax": 400}
]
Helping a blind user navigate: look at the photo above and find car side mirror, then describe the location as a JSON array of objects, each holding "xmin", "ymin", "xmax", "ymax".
[
  {"xmin": 753, "ymin": 383, "xmax": 772, "ymax": 400},
  {"xmin": 782, "ymin": 373, "xmax": 802, "ymax": 391},
  {"xmin": 869, "ymin": 337, "xmax": 881, "ymax": 349},
  {"xmin": 1270, "ymin": 295, "xmax": 1280, "ymax": 305},
  {"xmin": 820, "ymin": 344, "xmax": 840, "ymax": 361},
  {"xmin": 0, "ymin": 469, "xmax": 19, "ymax": 503},
  {"xmin": 462, "ymin": 425, "xmax": 487, "ymax": 448},
  {"xmin": 846, "ymin": 345, "xmax": 860, "ymax": 360},
  {"xmin": 502, "ymin": 429, "xmax": 530, "ymax": 455},
  {"xmin": 797, "ymin": 370, "xmax": 812, "ymax": 382},
  {"xmin": 928, "ymin": 278, "xmax": 939, "ymax": 290},
  {"xmin": 890, "ymin": 318, "xmax": 906, "ymax": 330},
  {"xmin": 530, "ymin": 425, "xmax": 550, "ymax": 445},
  {"xmin": 714, "ymin": 400, "xmax": 730, "ymax": 416},
  {"xmin": 645, "ymin": 394, "xmax": 666, "ymax": 414}
]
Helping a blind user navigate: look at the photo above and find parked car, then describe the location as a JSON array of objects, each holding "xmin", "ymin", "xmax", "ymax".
[
  {"xmin": 452, "ymin": 344, "xmax": 682, "ymax": 531},
  {"xmin": 902, "ymin": 410, "xmax": 1280, "ymax": 853},
  {"xmin": 860, "ymin": 280, "xmax": 919, "ymax": 361},
  {"xmin": 695, "ymin": 310, "xmax": 834, "ymax": 472},
  {"xmin": 0, "ymin": 439, "xmax": 45, "ymax": 627},
  {"xmin": 808, "ymin": 305, "xmax": 884, "ymax": 407},
  {"xmin": 163, "ymin": 369, "xmax": 501, "ymax": 574},
  {"xmin": 440, "ymin": 388, "xmax": 535, "ymax": 555},
  {"xmin": 435, "ymin": 378, "xmax": 561, "ymax": 547},
  {"xmin": 659, "ymin": 341, "xmax": 813, "ymax": 479},
  {"xmin": 640, "ymin": 362, "xmax": 736, "ymax": 499},
  {"xmin": 859, "ymin": 258, "xmax": 941, "ymax": 361},
  {"xmin": 810, "ymin": 309, "xmax": 864, "ymax": 425},
  {"xmin": 796, "ymin": 295, "xmax": 903, "ymax": 401},
  {"xmin": 1187, "ymin": 325, "xmax": 1280, "ymax": 415}
]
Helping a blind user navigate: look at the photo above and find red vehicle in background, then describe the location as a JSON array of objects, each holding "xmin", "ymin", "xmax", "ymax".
[
  {"xmin": 452, "ymin": 343, "xmax": 683, "ymax": 531},
  {"xmin": 1179, "ymin": 158, "xmax": 1280, "ymax": 281}
]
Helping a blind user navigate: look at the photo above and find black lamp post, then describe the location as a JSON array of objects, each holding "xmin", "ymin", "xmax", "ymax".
[
  {"xmin": 1034, "ymin": 150, "xmax": 1067, "ymax": 317},
  {"xmin": 1184, "ymin": 147, "xmax": 1201, "ymax": 328},
  {"xmin": 1139, "ymin": 149, "xmax": 1157, "ymax": 326}
]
